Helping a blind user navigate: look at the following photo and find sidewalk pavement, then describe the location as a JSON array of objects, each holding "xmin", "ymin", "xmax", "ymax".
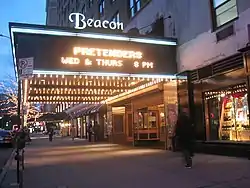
[
  {"xmin": 0, "ymin": 148, "xmax": 13, "ymax": 174},
  {"xmin": 1, "ymin": 137, "xmax": 250, "ymax": 188}
]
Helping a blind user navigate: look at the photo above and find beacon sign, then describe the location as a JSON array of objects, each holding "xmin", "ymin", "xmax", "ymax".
[{"xmin": 69, "ymin": 13, "xmax": 124, "ymax": 31}]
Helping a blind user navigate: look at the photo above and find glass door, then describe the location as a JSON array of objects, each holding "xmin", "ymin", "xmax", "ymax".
[
  {"xmin": 148, "ymin": 110, "xmax": 159, "ymax": 139},
  {"xmin": 207, "ymin": 98, "xmax": 220, "ymax": 140},
  {"xmin": 136, "ymin": 109, "xmax": 159, "ymax": 140}
]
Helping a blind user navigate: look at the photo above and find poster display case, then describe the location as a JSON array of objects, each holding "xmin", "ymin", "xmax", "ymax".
[{"xmin": 134, "ymin": 106, "xmax": 160, "ymax": 140}]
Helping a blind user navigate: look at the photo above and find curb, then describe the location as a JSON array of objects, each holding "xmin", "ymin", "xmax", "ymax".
[{"xmin": 0, "ymin": 149, "xmax": 15, "ymax": 186}]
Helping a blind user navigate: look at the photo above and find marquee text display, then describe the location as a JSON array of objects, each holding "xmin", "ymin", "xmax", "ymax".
[{"xmin": 61, "ymin": 47, "xmax": 154, "ymax": 69}]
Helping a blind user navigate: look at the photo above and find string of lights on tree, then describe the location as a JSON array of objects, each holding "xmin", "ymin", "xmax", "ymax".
[{"xmin": 0, "ymin": 77, "xmax": 40, "ymax": 119}]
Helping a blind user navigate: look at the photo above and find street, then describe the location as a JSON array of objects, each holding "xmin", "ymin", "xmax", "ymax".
[
  {"xmin": 1, "ymin": 137, "xmax": 250, "ymax": 188},
  {"xmin": 0, "ymin": 146, "xmax": 12, "ymax": 174}
]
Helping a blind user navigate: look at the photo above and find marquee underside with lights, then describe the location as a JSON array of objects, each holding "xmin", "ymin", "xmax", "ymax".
[{"xmin": 9, "ymin": 23, "xmax": 178, "ymax": 104}]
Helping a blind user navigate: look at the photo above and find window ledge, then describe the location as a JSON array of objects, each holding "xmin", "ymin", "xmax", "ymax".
[
  {"xmin": 212, "ymin": 17, "xmax": 238, "ymax": 33},
  {"xmin": 129, "ymin": 0, "xmax": 152, "ymax": 23},
  {"xmin": 215, "ymin": 24, "xmax": 235, "ymax": 42}
]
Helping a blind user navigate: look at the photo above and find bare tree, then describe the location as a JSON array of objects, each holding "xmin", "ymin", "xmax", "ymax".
[
  {"xmin": 0, "ymin": 76, "xmax": 18, "ymax": 116},
  {"xmin": 0, "ymin": 76, "xmax": 40, "ymax": 119}
]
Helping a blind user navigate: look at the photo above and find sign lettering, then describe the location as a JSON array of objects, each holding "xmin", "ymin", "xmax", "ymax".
[
  {"xmin": 18, "ymin": 57, "xmax": 34, "ymax": 79},
  {"xmin": 61, "ymin": 57, "xmax": 80, "ymax": 64},
  {"xmin": 61, "ymin": 47, "xmax": 154, "ymax": 69},
  {"xmin": 69, "ymin": 13, "xmax": 124, "ymax": 30}
]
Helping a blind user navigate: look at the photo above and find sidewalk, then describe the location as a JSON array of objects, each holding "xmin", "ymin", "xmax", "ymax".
[{"xmin": 1, "ymin": 137, "xmax": 250, "ymax": 188}]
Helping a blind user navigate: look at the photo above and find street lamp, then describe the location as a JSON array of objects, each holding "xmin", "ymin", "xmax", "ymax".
[{"xmin": 0, "ymin": 34, "xmax": 10, "ymax": 39}]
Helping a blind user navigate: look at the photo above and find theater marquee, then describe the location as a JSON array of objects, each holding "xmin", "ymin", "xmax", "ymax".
[{"xmin": 11, "ymin": 24, "xmax": 177, "ymax": 75}]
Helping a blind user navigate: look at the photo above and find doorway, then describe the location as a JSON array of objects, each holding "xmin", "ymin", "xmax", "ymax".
[{"xmin": 135, "ymin": 108, "xmax": 159, "ymax": 140}]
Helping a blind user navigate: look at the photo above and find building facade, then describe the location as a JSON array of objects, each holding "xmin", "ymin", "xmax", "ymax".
[
  {"xmin": 46, "ymin": 0, "xmax": 58, "ymax": 26},
  {"xmin": 42, "ymin": 0, "xmax": 250, "ymax": 153},
  {"xmin": 124, "ymin": 0, "xmax": 250, "ymax": 145}
]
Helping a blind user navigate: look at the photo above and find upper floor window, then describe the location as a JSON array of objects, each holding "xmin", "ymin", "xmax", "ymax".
[
  {"xmin": 76, "ymin": 0, "xmax": 80, "ymax": 9},
  {"xmin": 89, "ymin": 0, "xmax": 94, "ymax": 8},
  {"xmin": 99, "ymin": 0, "xmax": 105, "ymax": 17},
  {"xmin": 82, "ymin": 4, "xmax": 86, "ymax": 14},
  {"xmin": 129, "ymin": 0, "xmax": 150, "ymax": 18},
  {"xmin": 211, "ymin": 0, "xmax": 238, "ymax": 29},
  {"xmin": 112, "ymin": 12, "xmax": 120, "ymax": 22}
]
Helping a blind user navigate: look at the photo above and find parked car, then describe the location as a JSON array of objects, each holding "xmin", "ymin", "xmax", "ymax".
[{"xmin": 0, "ymin": 129, "xmax": 13, "ymax": 147}]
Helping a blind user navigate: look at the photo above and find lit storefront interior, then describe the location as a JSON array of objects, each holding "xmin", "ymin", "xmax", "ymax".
[
  {"xmin": 179, "ymin": 51, "xmax": 250, "ymax": 145},
  {"xmin": 10, "ymin": 23, "xmax": 178, "ymax": 146},
  {"xmin": 204, "ymin": 83, "xmax": 249, "ymax": 141}
]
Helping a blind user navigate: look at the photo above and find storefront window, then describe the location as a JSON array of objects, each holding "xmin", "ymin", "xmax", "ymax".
[
  {"xmin": 204, "ymin": 84, "xmax": 250, "ymax": 141},
  {"xmin": 148, "ymin": 112, "xmax": 157, "ymax": 128},
  {"xmin": 138, "ymin": 112, "xmax": 147, "ymax": 129},
  {"xmin": 137, "ymin": 110, "xmax": 157, "ymax": 129}
]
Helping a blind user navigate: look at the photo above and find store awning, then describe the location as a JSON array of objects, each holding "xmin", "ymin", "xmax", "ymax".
[
  {"xmin": 37, "ymin": 112, "xmax": 68, "ymax": 122},
  {"xmin": 75, "ymin": 105, "xmax": 92, "ymax": 117},
  {"xmin": 55, "ymin": 112, "xmax": 69, "ymax": 120},
  {"xmin": 73, "ymin": 104, "xmax": 104, "ymax": 117},
  {"xmin": 90, "ymin": 104, "xmax": 103, "ymax": 114},
  {"xmin": 85, "ymin": 105, "xmax": 97, "ymax": 115},
  {"xmin": 65, "ymin": 103, "xmax": 88, "ymax": 115}
]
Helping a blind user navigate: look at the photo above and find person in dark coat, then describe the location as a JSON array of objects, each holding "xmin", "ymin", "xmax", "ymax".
[
  {"xmin": 175, "ymin": 108, "xmax": 195, "ymax": 168},
  {"xmin": 48, "ymin": 127, "xmax": 54, "ymax": 142},
  {"xmin": 93, "ymin": 121, "xmax": 100, "ymax": 142},
  {"xmin": 88, "ymin": 122, "xmax": 93, "ymax": 142}
]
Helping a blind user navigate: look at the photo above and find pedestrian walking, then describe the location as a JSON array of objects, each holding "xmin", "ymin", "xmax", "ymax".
[
  {"xmin": 175, "ymin": 108, "xmax": 195, "ymax": 168},
  {"xmin": 48, "ymin": 127, "xmax": 54, "ymax": 142},
  {"xmin": 88, "ymin": 122, "xmax": 93, "ymax": 142},
  {"xmin": 93, "ymin": 121, "xmax": 100, "ymax": 142},
  {"xmin": 60, "ymin": 128, "xmax": 63, "ymax": 139},
  {"xmin": 70, "ymin": 125, "xmax": 76, "ymax": 141}
]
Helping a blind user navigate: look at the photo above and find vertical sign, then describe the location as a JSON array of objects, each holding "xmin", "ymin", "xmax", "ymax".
[{"xmin": 18, "ymin": 57, "xmax": 34, "ymax": 79}]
